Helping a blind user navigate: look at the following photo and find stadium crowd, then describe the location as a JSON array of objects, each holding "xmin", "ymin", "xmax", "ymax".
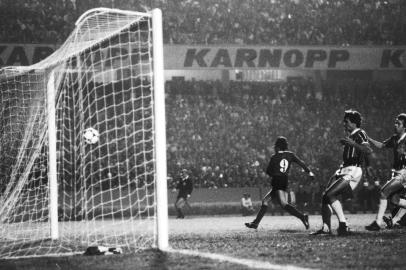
[
  {"xmin": 0, "ymin": 0, "xmax": 405, "ymax": 45},
  {"xmin": 1, "ymin": 0, "xmax": 404, "ymax": 212},
  {"xmin": 165, "ymin": 78, "xmax": 406, "ymax": 210}
]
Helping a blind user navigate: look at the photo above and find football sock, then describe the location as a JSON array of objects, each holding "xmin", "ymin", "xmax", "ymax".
[
  {"xmin": 392, "ymin": 207, "xmax": 406, "ymax": 224},
  {"xmin": 321, "ymin": 203, "xmax": 332, "ymax": 231},
  {"xmin": 283, "ymin": 204, "xmax": 304, "ymax": 220},
  {"xmin": 376, "ymin": 199, "xmax": 388, "ymax": 226},
  {"xmin": 397, "ymin": 198, "xmax": 406, "ymax": 208},
  {"xmin": 253, "ymin": 205, "xmax": 268, "ymax": 224},
  {"xmin": 331, "ymin": 200, "xmax": 346, "ymax": 223}
]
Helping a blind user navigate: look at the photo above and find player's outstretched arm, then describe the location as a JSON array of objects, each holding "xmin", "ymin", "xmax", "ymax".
[
  {"xmin": 368, "ymin": 137, "xmax": 384, "ymax": 149},
  {"xmin": 293, "ymin": 155, "xmax": 314, "ymax": 179}
]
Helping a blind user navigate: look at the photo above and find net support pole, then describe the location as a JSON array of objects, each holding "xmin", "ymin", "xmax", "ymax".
[
  {"xmin": 47, "ymin": 71, "xmax": 59, "ymax": 240},
  {"xmin": 152, "ymin": 8, "xmax": 168, "ymax": 250}
]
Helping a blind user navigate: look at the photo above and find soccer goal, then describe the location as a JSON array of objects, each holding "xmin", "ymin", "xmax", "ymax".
[{"xmin": 0, "ymin": 8, "xmax": 168, "ymax": 258}]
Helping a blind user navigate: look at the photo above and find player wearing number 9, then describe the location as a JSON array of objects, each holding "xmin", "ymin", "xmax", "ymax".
[{"xmin": 245, "ymin": 136, "xmax": 314, "ymax": 230}]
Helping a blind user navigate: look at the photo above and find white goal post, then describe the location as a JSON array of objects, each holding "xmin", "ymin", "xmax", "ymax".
[{"xmin": 0, "ymin": 8, "xmax": 168, "ymax": 258}]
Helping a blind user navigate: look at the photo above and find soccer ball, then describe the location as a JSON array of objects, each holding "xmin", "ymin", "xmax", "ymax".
[{"xmin": 83, "ymin": 127, "xmax": 99, "ymax": 144}]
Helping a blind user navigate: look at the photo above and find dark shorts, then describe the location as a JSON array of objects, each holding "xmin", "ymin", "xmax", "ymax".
[
  {"xmin": 177, "ymin": 195, "xmax": 187, "ymax": 200},
  {"xmin": 271, "ymin": 176, "xmax": 288, "ymax": 192}
]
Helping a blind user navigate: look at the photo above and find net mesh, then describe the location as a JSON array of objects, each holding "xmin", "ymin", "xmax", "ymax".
[{"xmin": 0, "ymin": 8, "xmax": 159, "ymax": 258}]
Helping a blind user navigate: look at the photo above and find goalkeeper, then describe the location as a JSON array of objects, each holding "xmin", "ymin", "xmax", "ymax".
[{"xmin": 174, "ymin": 169, "xmax": 193, "ymax": 219}]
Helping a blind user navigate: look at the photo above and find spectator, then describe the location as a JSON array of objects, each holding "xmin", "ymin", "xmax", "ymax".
[
  {"xmin": 164, "ymin": 78, "xmax": 406, "ymax": 215},
  {"xmin": 241, "ymin": 193, "xmax": 255, "ymax": 216},
  {"xmin": 0, "ymin": 0, "xmax": 405, "ymax": 45}
]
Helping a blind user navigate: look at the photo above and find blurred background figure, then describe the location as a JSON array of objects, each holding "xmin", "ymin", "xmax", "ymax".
[
  {"xmin": 241, "ymin": 193, "xmax": 255, "ymax": 216},
  {"xmin": 174, "ymin": 169, "xmax": 193, "ymax": 219}
]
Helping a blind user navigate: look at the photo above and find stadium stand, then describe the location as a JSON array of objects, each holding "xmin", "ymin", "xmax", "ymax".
[
  {"xmin": 165, "ymin": 79, "xmax": 406, "ymax": 210},
  {"xmin": 1, "ymin": 0, "xmax": 404, "ymax": 212},
  {"xmin": 0, "ymin": 0, "xmax": 405, "ymax": 45}
]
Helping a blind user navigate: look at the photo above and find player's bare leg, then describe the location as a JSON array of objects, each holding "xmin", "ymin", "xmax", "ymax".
[
  {"xmin": 382, "ymin": 193, "xmax": 406, "ymax": 228},
  {"xmin": 392, "ymin": 207, "xmax": 406, "ymax": 227},
  {"xmin": 245, "ymin": 191, "xmax": 272, "ymax": 229},
  {"xmin": 311, "ymin": 202, "xmax": 332, "ymax": 235},
  {"xmin": 311, "ymin": 177, "xmax": 335, "ymax": 236},
  {"xmin": 276, "ymin": 190, "xmax": 309, "ymax": 229},
  {"xmin": 313, "ymin": 177, "xmax": 351, "ymax": 235},
  {"xmin": 365, "ymin": 199, "xmax": 387, "ymax": 231},
  {"xmin": 385, "ymin": 207, "xmax": 406, "ymax": 228},
  {"xmin": 175, "ymin": 197, "xmax": 186, "ymax": 219},
  {"xmin": 367, "ymin": 179, "xmax": 403, "ymax": 231},
  {"xmin": 328, "ymin": 178, "xmax": 351, "ymax": 235}
]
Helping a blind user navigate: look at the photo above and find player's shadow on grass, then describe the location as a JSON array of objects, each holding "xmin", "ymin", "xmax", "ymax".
[
  {"xmin": 278, "ymin": 229, "xmax": 369, "ymax": 236},
  {"xmin": 306, "ymin": 231, "xmax": 369, "ymax": 238},
  {"xmin": 278, "ymin": 229, "xmax": 303, "ymax": 233}
]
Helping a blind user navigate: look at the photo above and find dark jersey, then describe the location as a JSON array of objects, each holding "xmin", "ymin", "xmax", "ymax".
[
  {"xmin": 342, "ymin": 128, "xmax": 369, "ymax": 167},
  {"xmin": 176, "ymin": 176, "xmax": 193, "ymax": 199},
  {"xmin": 266, "ymin": 151, "xmax": 302, "ymax": 178},
  {"xmin": 383, "ymin": 134, "xmax": 406, "ymax": 170}
]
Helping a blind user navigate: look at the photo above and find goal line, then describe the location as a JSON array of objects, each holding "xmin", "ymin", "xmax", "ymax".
[{"xmin": 167, "ymin": 248, "xmax": 314, "ymax": 270}]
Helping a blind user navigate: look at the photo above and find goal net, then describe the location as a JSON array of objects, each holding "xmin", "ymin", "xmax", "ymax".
[{"xmin": 0, "ymin": 8, "xmax": 168, "ymax": 258}]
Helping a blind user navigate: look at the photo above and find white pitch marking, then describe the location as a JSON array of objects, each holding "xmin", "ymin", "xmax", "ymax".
[{"xmin": 167, "ymin": 248, "xmax": 315, "ymax": 270}]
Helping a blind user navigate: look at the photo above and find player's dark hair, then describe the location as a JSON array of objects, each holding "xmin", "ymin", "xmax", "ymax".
[
  {"xmin": 275, "ymin": 136, "xmax": 288, "ymax": 151},
  {"xmin": 344, "ymin": 109, "xmax": 362, "ymax": 127},
  {"xmin": 396, "ymin": 113, "xmax": 406, "ymax": 128}
]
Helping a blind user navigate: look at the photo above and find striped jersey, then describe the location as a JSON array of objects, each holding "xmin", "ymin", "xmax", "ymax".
[
  {"xmin": 342, "ymin": 128, "xmax": 369, "ymax": 167},
  {"xmin": 383, "ymin": 133, "xmax": 406, "ymax": 170}
]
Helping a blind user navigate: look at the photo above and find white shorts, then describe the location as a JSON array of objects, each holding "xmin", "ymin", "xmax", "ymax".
[{"xmin": 335, "ymin": 166, "xmax": 363, "ymax": 190}]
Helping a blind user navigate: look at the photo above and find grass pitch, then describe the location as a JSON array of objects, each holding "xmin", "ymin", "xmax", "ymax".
[{"xmin": 1, "ymin": 214, "xmax": 405, "ymax": 269}]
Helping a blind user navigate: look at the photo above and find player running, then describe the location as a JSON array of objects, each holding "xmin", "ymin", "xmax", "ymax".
[
  {"xmin": 311, "ymin": 110, "xmax": 372, "ymax": 236},
  {"xmin": 245, "ymin": 136, "xmax": 315, "ymax": 230},
  {"xmin": 365, "ymin": 113, "xmax": 406, "ymax": 231}
]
